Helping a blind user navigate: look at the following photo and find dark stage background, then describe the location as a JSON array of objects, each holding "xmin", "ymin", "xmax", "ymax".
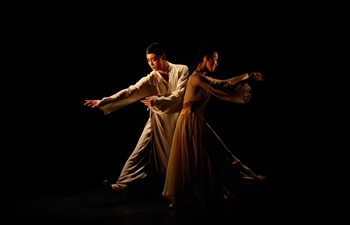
[{"xmin": 9, "ymin": 3, "xmax": 295, "ymax": 199}]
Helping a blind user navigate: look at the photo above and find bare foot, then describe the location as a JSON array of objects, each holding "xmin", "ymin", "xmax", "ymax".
[{"xmin": 111, "ymin": 184, "xmax": 122, "ymax": 191}]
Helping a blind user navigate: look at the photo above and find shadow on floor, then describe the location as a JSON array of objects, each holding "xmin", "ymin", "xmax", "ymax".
[{"xmin": 6, "ymin": 182, "xmax": 293, "ymax": 224}]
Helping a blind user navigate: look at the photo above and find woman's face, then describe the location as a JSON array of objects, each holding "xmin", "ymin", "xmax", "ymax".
[{"xmin": 206, "ymin": 52, "xmax": 218, "ymax": 72}]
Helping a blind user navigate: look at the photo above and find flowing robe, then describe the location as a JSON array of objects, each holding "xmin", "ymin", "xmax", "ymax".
[
  {"xmin": 162, "ymin": 71, "xmax": 265, "ymax": 207},
  {"xmin": 98, "ymin": 62, "xmax": 189, "ymax": 190}
]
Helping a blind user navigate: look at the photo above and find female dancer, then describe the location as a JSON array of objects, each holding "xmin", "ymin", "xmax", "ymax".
[{"xmin": 162, "ymin": 43, "xmax": 266, "ymax": 208}]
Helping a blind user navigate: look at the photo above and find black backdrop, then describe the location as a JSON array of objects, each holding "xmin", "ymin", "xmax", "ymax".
[{"xmin": 9, "ymin": 3, "xmax": 294, "ymax": 198}]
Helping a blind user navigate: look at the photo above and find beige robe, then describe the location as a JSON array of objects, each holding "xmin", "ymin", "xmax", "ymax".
[
  {"xmin": 98, "ymin": 62, "xmax": 189, "ymax": 190},
  {"xmin": 162, "ymin": 71, "xmax": 265, "ymax": 207}
]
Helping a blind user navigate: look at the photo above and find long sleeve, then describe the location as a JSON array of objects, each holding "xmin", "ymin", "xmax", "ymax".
[
  {"xmin": 194, "ymin": 73, "xmax": 252, "ymax": 104},
  {"xmin": 98, "ymin": 74, "xmax": 158, "ymax": 115}
]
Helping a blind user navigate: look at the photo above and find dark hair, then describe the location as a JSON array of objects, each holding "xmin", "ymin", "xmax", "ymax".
[
  {"xmin": 146, "ymin": 42, "xmax": 165, "ymax": 55},
  {"xmin": 193, "ymin": 42, "xmax": 218, "ymax": 69}
]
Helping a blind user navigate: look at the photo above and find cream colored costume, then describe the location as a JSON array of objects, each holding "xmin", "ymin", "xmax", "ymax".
[
  {"xmin": 162, "ymin": 71, "xmax": 265, "ymax": 207},
  {"xmin": 98, "ymin": 62, "xmax": 189, "ymax": 191}
]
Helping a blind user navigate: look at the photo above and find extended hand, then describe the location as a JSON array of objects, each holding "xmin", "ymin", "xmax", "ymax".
[
  {"xmin": 84, "ymin": 100, "xmax": 99, "ymax": 108},
  {"xmin": 250, "ymin": 71, "xmax": 263, "ymax": 82},
  {"xmin": 140, "ymin": 97, "xmax": 154, "ymax": 107}
]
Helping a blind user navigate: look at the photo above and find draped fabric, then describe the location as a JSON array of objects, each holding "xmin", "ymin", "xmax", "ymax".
[
  {"xmin": 162, "ymin": 71, "xmax": 265, "ymax": 208},
  {"xmin": 98, "ymin": 62, "xmax": 189, "ymax": 190}
]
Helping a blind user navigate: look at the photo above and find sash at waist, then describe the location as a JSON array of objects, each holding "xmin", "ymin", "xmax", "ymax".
[{"xmin": 180, "ymin": 101, "xmax": 202, "ymax": 114}]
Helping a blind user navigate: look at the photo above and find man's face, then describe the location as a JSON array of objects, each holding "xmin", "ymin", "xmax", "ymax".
[{"xmin": 146, "ymin": 53, "xmax": 164, "ymax": 71}]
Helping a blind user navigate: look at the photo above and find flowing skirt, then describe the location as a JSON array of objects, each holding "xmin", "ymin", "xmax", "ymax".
[{"xmin": 162, "ymin": 112, "xmax": 265, "ymax": 207}]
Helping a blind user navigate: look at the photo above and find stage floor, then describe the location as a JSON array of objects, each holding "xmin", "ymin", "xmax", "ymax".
[{"xmin": 7, "ymin": 183, "xmax": 292, "ymax": 224}]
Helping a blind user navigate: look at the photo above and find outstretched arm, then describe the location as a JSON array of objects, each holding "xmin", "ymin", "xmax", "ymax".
[
  {"xmin": 84, "ymin": 74, "xmax": 157, "ymax": 115},
  {"xmin": 194, "ymin": 71, "xmax": 264, "ymax": 104}
]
